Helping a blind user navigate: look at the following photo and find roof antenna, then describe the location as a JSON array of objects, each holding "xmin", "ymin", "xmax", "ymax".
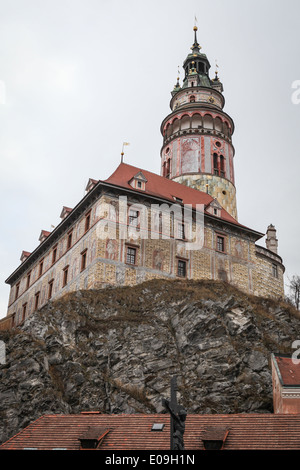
[{"xmin": 121, "ymin": 142, "xmax": 130, "ymax": 163}]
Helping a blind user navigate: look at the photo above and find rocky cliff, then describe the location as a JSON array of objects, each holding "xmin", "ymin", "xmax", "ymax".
[{"xmin": 1, "ymin": 279, "xmax": 299, "ymax": 444}]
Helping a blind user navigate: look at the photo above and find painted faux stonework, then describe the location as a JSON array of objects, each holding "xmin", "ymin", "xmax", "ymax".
[{"xmin": 0, "ymin": 27, "xmax": 285, "ymax": 331}]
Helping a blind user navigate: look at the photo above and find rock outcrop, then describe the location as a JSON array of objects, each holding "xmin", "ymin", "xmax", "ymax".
[{"xmin": 1, "ymin": 279, "xmax": 299, "ymax": 444}]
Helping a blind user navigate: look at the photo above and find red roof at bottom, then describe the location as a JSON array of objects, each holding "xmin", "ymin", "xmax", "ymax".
[{"xmin": 2, "ymin": 413, "xmax": 300, "ymax": 450}]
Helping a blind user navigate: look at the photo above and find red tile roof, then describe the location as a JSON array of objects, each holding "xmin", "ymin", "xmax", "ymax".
[
  {"xmin": 2, "ymin": 413, "xmax": 300, "ymax": 450},
  {"xmin": 274, "ymin": 355, "xmax": 300, "ymax": 386},
  {"xmin": 105, "ymin": 163, "xmax": 240, "ymax": 226}
]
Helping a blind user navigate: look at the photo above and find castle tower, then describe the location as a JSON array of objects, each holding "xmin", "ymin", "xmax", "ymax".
[{"xmin": 160, "ymin": 26, "xmax": 237, "ymax": 220}]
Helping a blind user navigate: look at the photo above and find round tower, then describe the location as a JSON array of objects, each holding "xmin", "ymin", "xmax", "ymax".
[{"xmin": 160, "ymin": 26, "xmax": 237, "ymax": 220}]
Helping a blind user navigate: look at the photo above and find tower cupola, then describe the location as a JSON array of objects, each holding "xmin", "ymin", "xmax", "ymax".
[{"xmin": 182, "ymin": 26, "xmax": 212, "ymax": 89}]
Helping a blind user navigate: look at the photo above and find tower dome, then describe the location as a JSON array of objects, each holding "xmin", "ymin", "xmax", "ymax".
[{"xmin": 160, "ymin": 27, "xmax": 237, "ymax": 220}]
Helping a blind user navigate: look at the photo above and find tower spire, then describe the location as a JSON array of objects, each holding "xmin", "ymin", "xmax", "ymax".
[{"xmin": 191, "ymin": 25, "xmax": 201, "ymax": 53}]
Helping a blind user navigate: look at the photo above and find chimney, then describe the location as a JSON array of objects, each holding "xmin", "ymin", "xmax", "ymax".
[{"xmin": 265, "ymin": 224, "xmax": 278, "ymax": 254}]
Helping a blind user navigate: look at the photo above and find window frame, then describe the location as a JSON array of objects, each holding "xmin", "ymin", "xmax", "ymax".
[
  {"xmin": 272, "ymin": 263, "xmax": 278, "ymax": 278},
  {"xmin": 48, "ymin": 279, "xmax": 54, "ymax": 300},
  {"xmin": 34, "ymin": 291, "xmax": 40, "ymax": 311},
  {"xmin": 177, "ymin": 222, "xmax": 186, "ymax": 240},
  {"xmin": 177, "ymin": 259, "xmax": 187, "ymax": 278},
  {"xmin": 15, "ymin": 282, "xmax": 20, "ymax": 300},
  {"xmin": 67, "ymin": 230, "xmax": 73, "ymax": 250},
  {"xmin": 52, "ymin": 244, "xmax": 58, "ymax": 264},
  {"xmin": 38, "ymin": 258, "xmax": 44, "ymax": 278},
  {"xmin": 128, "ymin": 208, "xmax": 140, "ymax": 228},
  {"xmin": 26, "ymin": 270, "xmax": 31, "ymax": 289},
  {"xmin": 85, "ymin": 210, "xmax": 91, "ymax": 233},
  {"xmin": 126, "ymin": 246, "xmax": 137, "ymax": 266},
  {"xmin": 81, "ymin": 249, "xmax": 88, "ymax": 272},
  {"xmin": 216, "ymin": 234, "xmax": 226, "ymax": 253},
  {"xmin": 22, "ymin": 302, "xmax": 27, "ymax": 322},
  {"xmin": 62, "ymin": 265, "xmax": 69, "ymax": 287}
]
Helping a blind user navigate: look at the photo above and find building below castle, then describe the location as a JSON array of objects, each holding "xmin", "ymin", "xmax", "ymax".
[
  {"xmin": 1, "ymin": 355, "xmax": 300, "ymax": 450},
  {"xmin": 1, "ymin": 27, "xmax": 285, "ymax": 330}
]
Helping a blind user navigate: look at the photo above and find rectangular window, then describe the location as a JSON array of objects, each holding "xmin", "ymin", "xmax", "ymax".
[
  {"xmin": 62, "ymin": 266, "xmax": 69, "ymax": 287},
  {"xmin": 272, "ymin": 263, "xmax": 278, "ymax": 278},
  {"xmin": 81, "ymin": 249, "xmax": 87, "ymax": 272},
  {"xmin": 126, "ymin": 247, "xmax": 136, "ymax": 265},
  {"xmin": 67, "ymin": 230, "xmax": 73, "ymax": 250},
  {"xmin": 48, "ymin": 279, "xmax": 54, "ymax": 299},
  {"xmin": 15, "ymin": 282, "xmax": 20, "ymax": 300},
  {"xmin": 26, "ymin": 271, "xmax": 31, "ymax": 289},
  {"xmin": 34, "ymin": 291, "xmax": 40, "ymax": 311},
  {"xmin": 128, "ymin": 209, "xmax": 139, "ymax": 227},
  {"xmin": 177, "ymin": 223, "xmax": 185, "ymax": 240},
  {"xmin": 22, "ymin": 303, "xmax": 27, "ymax": 322},
  {"xmin": 85, "ymin": 210, "xmax": 91, "ymax": 232},
  {"xmin": 217, "ymin": 235, "xmax": 225, "ymax": 252},
  {"xmin": 39, "ymin": 259, "xmax": 44, "ymax": 277},
  {"xmin": 177, "ymin": 260, "xmax": 187, "ymax": 278},
  {"xmin": 52, "ymin": 245, "xmax": 58, "ymax": 264}
]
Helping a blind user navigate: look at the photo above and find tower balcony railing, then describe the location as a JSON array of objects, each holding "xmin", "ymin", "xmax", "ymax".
[{"xmin": 163, "ymin": 128, "xmax": 232, "ymax": 146}]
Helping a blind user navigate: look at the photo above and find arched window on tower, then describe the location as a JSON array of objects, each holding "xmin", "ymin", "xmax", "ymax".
[
  {"xmin": 213, "ymin": 154, "xmax": 226, "ymax": 178},
  {"xmin": 213, "ymin": 153, "xmax": 219, "ymax": 175},
  {"xmin": 220, "ymin": 155, "xmax": 225, "ymax": 177},
  {"xmin": 163, "ymin": 158, "xmax": 171, "ymax": 178},
  {"xmin": 189, "ymin": 95, "xmax": 196, "ymax": 103}
]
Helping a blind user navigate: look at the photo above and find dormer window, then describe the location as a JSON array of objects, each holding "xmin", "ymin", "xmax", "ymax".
[
  {"xmin": 129, "ymin": 171, "xmax": 147, "ymax": 191},
  {"xmin": 206, "ymin": 199, "xmax": 222, "ymax": 218},
  {"xmin": 79, "ymin": 427, "xmax": 111, "ymax": 450},
  {"xmin": 201, "ymin": 427, "xmax": 229, "ymax": 450}
]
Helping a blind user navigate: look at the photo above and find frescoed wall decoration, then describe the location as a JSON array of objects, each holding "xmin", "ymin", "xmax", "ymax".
[{"xmin": 181, "ymin": 138, "xmax": 200, "ymax": 173}]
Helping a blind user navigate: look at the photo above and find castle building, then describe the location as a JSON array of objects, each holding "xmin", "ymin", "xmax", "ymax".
[{"xmin": 1, "ymin": 27, "xmax": 285, "ymax": 330}]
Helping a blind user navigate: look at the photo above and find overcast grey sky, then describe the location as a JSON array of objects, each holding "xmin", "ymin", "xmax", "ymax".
[{"xmin": 1, "ymin": 0, "xmax": 300, "ymax": 318}]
